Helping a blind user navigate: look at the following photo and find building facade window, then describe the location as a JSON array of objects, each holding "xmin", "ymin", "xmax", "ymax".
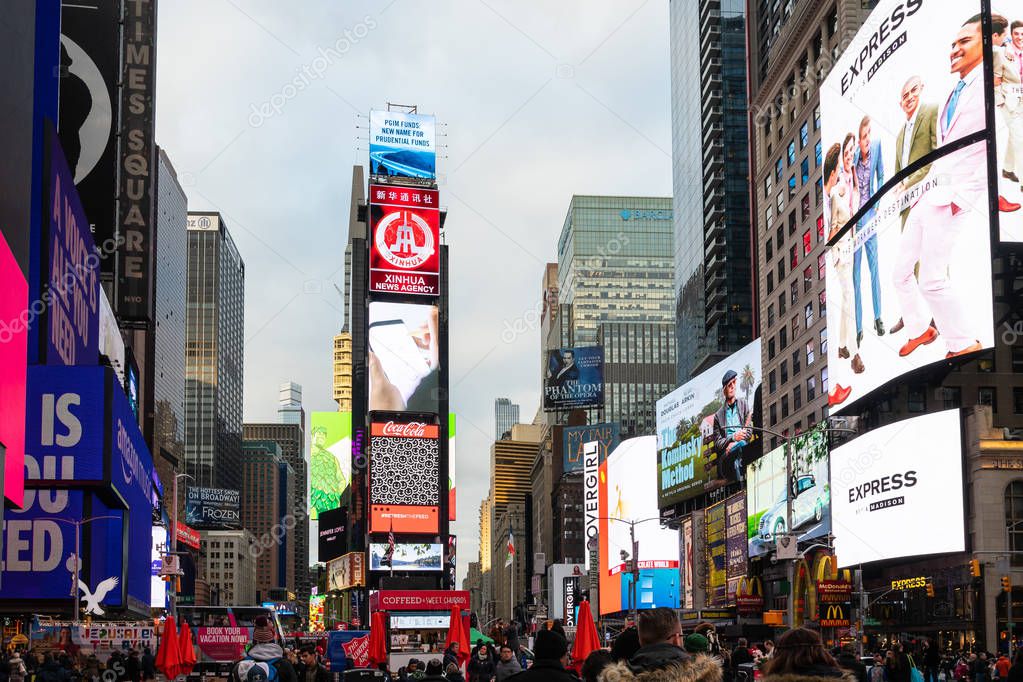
[
  {"xmin": 1006, "ymin": 481, "xmax": 1023, "ymax": 565},
  {"xmin": 980, "ymin": 387, "xmax": 998, "ymax": 413}
]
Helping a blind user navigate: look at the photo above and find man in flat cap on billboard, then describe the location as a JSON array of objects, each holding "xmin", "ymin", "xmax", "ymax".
[{"xmin": 712, "ymin": 369, "xmax": 753, "ymax": 483}]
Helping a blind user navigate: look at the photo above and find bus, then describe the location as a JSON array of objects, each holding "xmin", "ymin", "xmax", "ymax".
[{"xmin": 176, "ymin": 606, "xmax": 285, "ymax": 677}]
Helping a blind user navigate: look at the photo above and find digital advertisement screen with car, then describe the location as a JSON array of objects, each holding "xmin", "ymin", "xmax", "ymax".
[{"xmin": 746, "ymin": 424, "xmax": 830, "ymax": 558}]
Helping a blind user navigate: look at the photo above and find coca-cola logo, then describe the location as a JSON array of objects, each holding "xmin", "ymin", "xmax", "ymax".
[{"xmin": 381, "ymin": 421, "xmax": 428, "ymax": 437}]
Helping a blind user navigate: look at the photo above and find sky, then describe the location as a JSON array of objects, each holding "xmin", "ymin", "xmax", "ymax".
[{"xmin": 155, "ymin": 0, "xmax": 673, "ymax": 586}]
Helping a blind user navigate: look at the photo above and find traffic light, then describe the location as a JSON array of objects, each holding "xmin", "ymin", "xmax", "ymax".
[
  {"xmin": 970, "ymin": 560, "xmax": 982, "ymax": 577},
  {"xmin": 1002, "ymin": 575, "xmax": 1012, "ymax": 593},
  {"xmin": 926, "ymin": 582, "xmax": 935, "ymax": 597}
]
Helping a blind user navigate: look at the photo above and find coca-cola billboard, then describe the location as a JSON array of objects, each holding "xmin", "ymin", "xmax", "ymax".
[{"xmin": 369, "ymin": 421, "xmax": 440, "ymax": 534}]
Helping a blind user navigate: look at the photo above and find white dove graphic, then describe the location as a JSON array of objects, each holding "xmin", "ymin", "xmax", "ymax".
[{"xmin": 78, "ymin": 576, "xmax": 119, "ymax": 616}]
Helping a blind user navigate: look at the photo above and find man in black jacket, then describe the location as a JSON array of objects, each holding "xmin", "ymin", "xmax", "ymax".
[
  {"xmin": 296, "ymin": 646, "xmax": 330, "ymax": 682},
  {"xmin": 627, "ymin": 608, "xmax": 691, "ymax": 673},
  {"xmin": 506, "ymin": 630, "xmax": 578, "ymax": 681}
]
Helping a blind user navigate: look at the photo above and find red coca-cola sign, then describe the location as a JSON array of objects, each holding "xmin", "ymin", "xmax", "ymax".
[{"xmin": 371, "ymin": 421, "xmax": 439, "ymax": 438}]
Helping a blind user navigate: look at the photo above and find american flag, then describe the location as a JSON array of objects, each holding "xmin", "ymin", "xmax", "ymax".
[{"xmin": 384, "ymin": 524, "xmax": 395, "ymax": 567}]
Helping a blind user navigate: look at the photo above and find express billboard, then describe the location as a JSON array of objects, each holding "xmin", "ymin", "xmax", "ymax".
[
  {"xmin": 309, "ymin": 411, "xmax": 351, "ymax": 521},
  {"xmin": 369, "ymin": 421, "xmax": 440, "ymax": 534},
  {"xmin": 369, "ymin": 110, "xmax": 437, "ymax": 181},
  {"xmin": 368, "ymin": 302, "xmax": 439, "ymax": 414},
  {"xmin": 563, "ymin": 423, "xmax": 620, "ymax": 474},
  {"xmin": 368, "ymin": 543, "xmax": 443, "ymax": 572},
  {"xmin": 599, "ymin": 436, "xmax": 680, "ymax": 615},
  {"xmin": 185, "ymin": 487, "xmax": 241, "ymax": 528},
  {"xmin": 543, "ymin": 346, "xmax": 605, "ymax": 411},
  {"xmin": 369, "ymin": 186, "xmax": 440, "ymax": 297},
  {"xmin": 830, "ymin": 409, "xmax": 964, "ymax": 566},
  {"xmin": 656, "ymin": 339, "xmax": 762, "ymax": 507},
  {"xmin": 993, "ymin": 1, "xmax": 1023, "ymax": 241},
  {"xmin": 821, "ymin": 1, "xmax": 995, "ymax": 411},
  {"xmin": 746, "ymin": 424, "xmax": 830, "ymax": 558}
]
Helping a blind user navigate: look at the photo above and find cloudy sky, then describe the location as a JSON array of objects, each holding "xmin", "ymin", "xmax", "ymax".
[{"xmin": 156, "ymin": 0, "xmax": 673, "ymax": 584}]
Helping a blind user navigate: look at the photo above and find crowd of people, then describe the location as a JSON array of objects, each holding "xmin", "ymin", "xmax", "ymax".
[{"xmin": 0, "ymin": 648, "xmax": 157, "ymax": 682}]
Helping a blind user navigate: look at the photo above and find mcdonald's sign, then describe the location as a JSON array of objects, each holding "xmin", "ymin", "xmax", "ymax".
[
  {"xmin": 735, "ymin": 576, "xmax": 765, "ymax": 616},
  {"xmin": 817, "ymin": 580, "xmax": 852, "ymax": 604},
  {"xmin": 818, "ymin": 602, "xmax": 851, "ymax": 627}
]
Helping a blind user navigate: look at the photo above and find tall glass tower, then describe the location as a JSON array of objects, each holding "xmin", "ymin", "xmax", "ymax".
[
  {"xmin": 494, "ymin": 398, "xmax": 520, "ymax": 440},
  {"xmin": 185, "ymin": 211, "xmax": 245, "ymax": 492},
  {"xmin": 670, "ymin": 0, "xmax": 755, "ymax": 385},
  {"xmin": 556, "ymin": 196, "xmax": 676, "ymax": 436}
]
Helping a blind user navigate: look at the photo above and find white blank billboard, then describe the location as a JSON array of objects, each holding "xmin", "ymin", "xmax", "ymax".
[{"xmin": 830, "ymin": 409, "xmax": 964, "ymax": 566}]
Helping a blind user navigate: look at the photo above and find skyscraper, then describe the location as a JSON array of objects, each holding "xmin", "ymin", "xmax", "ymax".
[
  {"xmin": 185, "ymin": 212, "xmax": 245, "ymax": 492},
  {"xmin": 243, "ymin": 421, "xmax": 309, "ymax": 601},
  {"xmin": 153, "ymin": 149, "xmax": 188, "ymax": 490},
  {"xmin": 555, "ymin": 196, "xmax": 676, "ymax": 436},
  {"xmin": 494, "ymin": 398, "xmax": 519, "ymax": 440},
  {"xmin": 670, "ymin": 0, "xmax": 755, "ymax": 386},
  {"xmin": 332, "ymin": 331, "xmax": 352, "ymax": 411},
  {"xmin": 277, "ymin": 382, "xmax": 304, "ymax": 427},
  {"xmin": 240, "ymin": 439, "xmax": 295, "ymax": 602}
]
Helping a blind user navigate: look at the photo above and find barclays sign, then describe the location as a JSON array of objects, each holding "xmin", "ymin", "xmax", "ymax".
[{"xmin": 620, "ymin": 209, "xmax": 672, "ymax": 221}]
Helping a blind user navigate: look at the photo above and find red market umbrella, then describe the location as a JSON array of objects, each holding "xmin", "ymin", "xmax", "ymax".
[
  {"xmin": 443, "ymin": 606, "xmax": 470, "ymax": 667},
  {"xmin": 177, "ymin": 621, "xmax": 197, "ymax": 677},
  {"xmin": 368, "ymin": 612, "xmax": 389, "ymax": 668},
  {"xmin": 155, "ymin": 616, "xmax": 181, "ymax": 679},
  {"xmin": 570, "ymin": 601, "xmax": 601, "ymax": 673}
]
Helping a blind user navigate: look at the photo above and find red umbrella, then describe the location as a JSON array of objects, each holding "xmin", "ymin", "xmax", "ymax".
[
  {"xmin": 368, "ymin": 611, "xmax": 389, "ymax": 668},
  {"xmin": 570, "ymin": 600, "xmax": 601, "ymax": 673},
  {"xmin": 177, "ymin": 621, "xmax": 197, "ymax": 677},
  {"xmin": 155, "ymin": 615, "xmax": 181, "ymax": 679},
  {"xmin": 443, "ymin": 606, "xmax": 470, "ymax": 667}
]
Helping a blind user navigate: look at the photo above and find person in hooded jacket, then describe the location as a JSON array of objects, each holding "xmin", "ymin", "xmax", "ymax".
[
  {"xmin": 468, "ymin": 644, "xmax": 497, "ymax": 682},
  {"xmin": 599, "ymin": 608, "xmax": 722, "ymax": 682},
  {"xmin": 230, "ymin": 617, "xmax": 297, "ymax": 682},
  {"xmin": 504, "ymin": 630, "xmax": 577, "ymax": 682},
  {"xmin": 758, "ymin": 628, "xmax": 856, "ymax": 682}
]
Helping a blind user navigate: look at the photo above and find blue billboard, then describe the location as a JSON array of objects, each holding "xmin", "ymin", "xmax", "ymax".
[
  {"xmin": 1, "ymin": 365, "xmax": 155, "ymax": 615},
  {"xmin": 543, "ymin": 346, "xmax": 605, "ymax": 411},
  {"xmin": 369, "ymin": 110, "xmax": 436, "ymax": 181},
  {"xmin": 562, "ymin": 423, "xmax": 619, "ymax": 474}
]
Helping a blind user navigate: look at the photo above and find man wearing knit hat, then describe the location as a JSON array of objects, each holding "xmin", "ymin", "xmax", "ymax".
[
  {"xmin": 505, "ymin": 630, "xmax": 577, "ymax": 681},
  {"xmin": 230, "ymin": 616, "xmax": 297, "ymax": 682}
]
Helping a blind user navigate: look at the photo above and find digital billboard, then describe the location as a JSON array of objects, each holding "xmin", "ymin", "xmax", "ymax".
[
  {"xmin": 309, "ymin": 411, "xmax": 352, "ymax": 521},
  {"xmin": 746, "ymin": 424, "xmax": 830, "ymax": 558},
  {"xmin": 368, "ymin": 302, "xmax": 440, "ymax": 414},
  {"xmin": 368, "ymin": 543, "xmax": 443, "ymax": 572},
  {"xmin": 599, "ymin": 436, "xmax": 680, "ymax": 616},
  {"xmin": 448, "ymin": 413, "xmax": 456, "ymax": 522},
  {"xmin": 185, "ymin": 487, "xmax": 241, "ymax": 528},
  {"xmin": 369, "ymin": 110, "xmax": 437, "ymax": 181},
  {"xmin": 317, "ymin": 507, "xmax": 348, "ymax": 563},
  {"xmin": 369, "ymin": 421, "xmax": 440, "ymax": 534},
  {"xmin": 725, "ymin": 493, "xmax": 748, "ymax": 599},
  {"xmin": 820, "ymin": 1, "xmax": 996, "ymax": 412},
  {"xmin": 705, "ymin": 501, "xmax": 727, "ymax": 606},
  {"xmin": 543, "ymin": 346, "xmax": 605, "ymax": 411},
  {"xmin": 368, "ymin": 185, "xmax": 440, "ymax": 297},
  {"xmin": 824, "ymin": 143, "xmax": 994, "ymax": 412},
  {"xmin": 830, "ymin": 409, "xmax": 964, "ymax": 566},
  {"xmin": 0, "ymin": 231, "xmax": 28, "ymax": 506},
  {"xmin": 680, "ymin": 515, "xmax": 694, "ymax": 610},
  {"xmin": 993, "ymin": 1, "xmax": 1023, "ymax": 241},
  {"xmin": 563, "ymin": 423, "xmax": 620, "ymax": 474},
  {"xmin": 820, "ymin": 0, "xmax": 987, "ymax": 227},
  {"xmin": 656, "ymin": 339, "xmax": 762, "ymax": 507}
]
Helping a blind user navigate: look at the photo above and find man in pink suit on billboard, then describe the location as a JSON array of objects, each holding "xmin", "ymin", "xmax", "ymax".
[{"xmin": 892, "ymin": 14, "xmax": 987, "ymax": 360}]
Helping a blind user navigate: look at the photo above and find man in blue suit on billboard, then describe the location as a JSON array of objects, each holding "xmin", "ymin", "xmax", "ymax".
[{"xmin": 852, "ymin": 115, "xmax": 885, "ymax": 345}]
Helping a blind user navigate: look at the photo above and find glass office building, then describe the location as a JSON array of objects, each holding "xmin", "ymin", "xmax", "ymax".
[
  {"xmin": 185, "ymin": 211, "xmax": 245, "ymax": 492},
  {"xmin": 670, "ymin": 0, "xmax": 754, "ymax": 385},
  {"xmin": 555, "ymin": 195, "xmax": 676, "ymax": 436},
  {"xmin": 494, "ymin": 398, "xmax": 519, "ymax": 440}
]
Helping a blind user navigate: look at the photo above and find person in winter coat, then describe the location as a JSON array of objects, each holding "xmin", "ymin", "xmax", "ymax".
[
  {"xmin": 230, "ymin": 617, "xmax": 298, "ymax": 682},
  {"xmin": 758, "ymin": 628, "xmax": 855, "ymax": 682},
  {"xmin": 581, "ymin": 651, "xmax": 612, "ymax": 682},
  {"xmin": 8, "ymin": 654, "xmax": 26, "ymax": 682},
  {"xmin": 443, "ymin": 643, "xmax": 462, "ymax": 672},
  {"xmin": 732, "ymin": 640, "xmax": 754, "ymax": 667},
  {"xmin": 140, "ymin": 648, "xmax": 155, "ymax": 682},
  {"xmin": 1007, "ymin": 651, "xmax": 1023, "ymax": 682},
  {"xmin": 835, "ymin": 645, "xmax": 867, "ymax": 682},
  {"xmin": 35, "ymin": 655, "xmax": 67, "ymax": 682},
  {"xmin": 468, "ymin": 645, "xmax": 497, "ymax": 682},
  {"xmin": 296, "ymin": 646, "xmax": 330, "ymax": 682},
  {"xmin": 419, "ymin": 660, "xmax": 448, "ymax": 682},
  {"xmin": 504, "ymin": 623, "xmax": 520, "ymax": 656},
  {"xmin": 887, "ymin": 645, "xmax": 911, "ymax": 682},
  {"xmin": 600, "ymin": 608, "xmax": 723, "ymax": 682},
  {"xmin": 923, "ymin": 642, "xmax": 942, "ymax": 682},
  {"xmin": 611, "ymin": 628, "xmax": 642, "ymax": 664},
  {"xmin": 495, "ymin": 646, "xmax": 522, "ymax": 682},
  {"xmin": 446, "ymin": 663, "xmax": 467, "ymax": 682},
  {"xmin": 504, "ymin": 630, "xmax": 577, "ymax": 682}
]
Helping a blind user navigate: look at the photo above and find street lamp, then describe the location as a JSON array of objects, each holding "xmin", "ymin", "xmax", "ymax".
[{"xmin": 34, "ymin": 515, "xmax": 122, "ymax": 624}]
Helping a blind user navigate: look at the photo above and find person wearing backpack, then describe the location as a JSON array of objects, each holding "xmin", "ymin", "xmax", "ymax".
[
  {"xmin": 9, "ymin": 653, "xmax": 26, "ymax": 682},
  {"xmin": 230, "ymin": 617, "xmax": 297, "ymax": 682}
]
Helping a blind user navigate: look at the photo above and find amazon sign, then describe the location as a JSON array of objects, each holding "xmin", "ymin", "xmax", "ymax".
[{"xmin": 0, "ymin": 364, "xmax": 155, "ymax": 616}]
